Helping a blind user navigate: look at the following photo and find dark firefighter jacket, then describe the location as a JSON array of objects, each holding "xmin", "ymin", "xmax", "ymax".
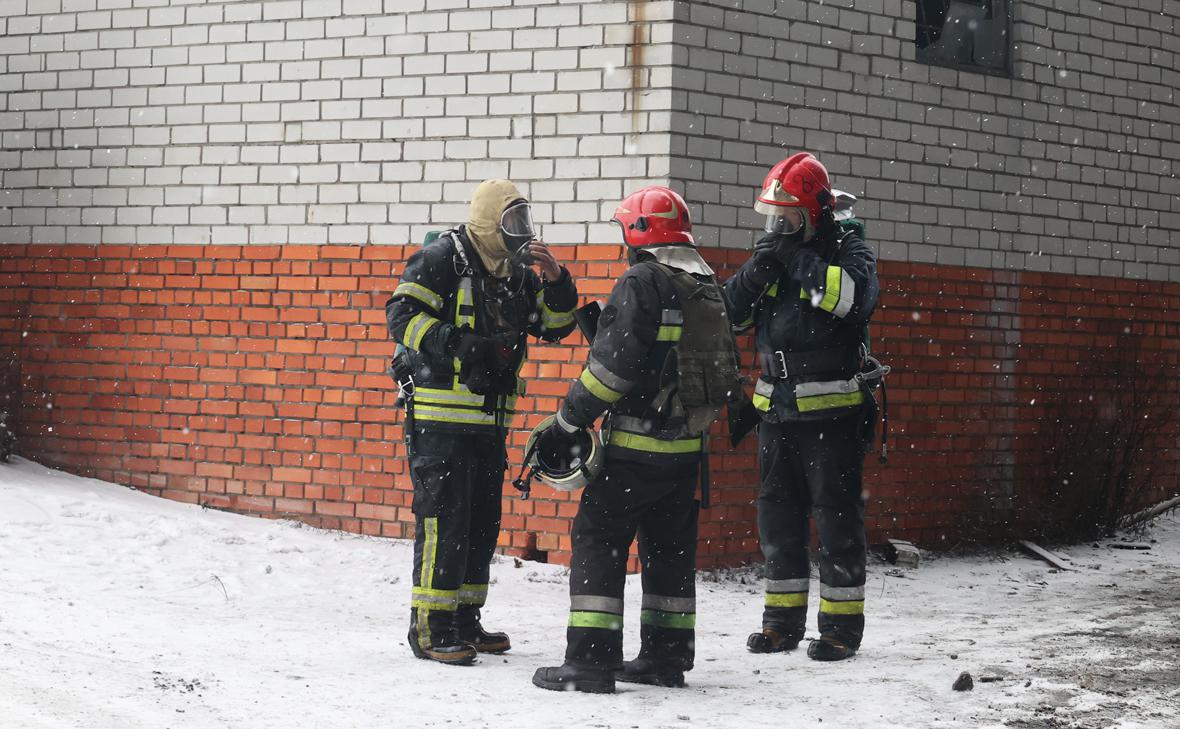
[
  {"xmin": 724, "ymin": 230, "xmax": 879, "ymax": 423},
  {"xmin": 558, "ymin": 246, "xmax": 715, "ymax": 465},
  {"xmin": 386, "ymin": 227, "xmax": 579, "ymax": 434}
]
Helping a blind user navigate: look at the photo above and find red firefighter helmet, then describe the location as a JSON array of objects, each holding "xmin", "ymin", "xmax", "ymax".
[
  {"xmin": 754, "ymin": 152, "xmax": 833, "ymax": 234},
  {"xmin": 611, "ymin": 186, "xmax": 694, "ymax": 248}
]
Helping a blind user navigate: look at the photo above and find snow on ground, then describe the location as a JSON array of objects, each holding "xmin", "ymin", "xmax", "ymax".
[{"xmin": 1, "ymin": 457, "xmax": 1177, "ymax": 729}]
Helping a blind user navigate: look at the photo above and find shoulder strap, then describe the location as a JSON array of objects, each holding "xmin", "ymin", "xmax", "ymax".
[{"xmin": 442, "ymin": 230, "xmax": 474, "ymax": 276}]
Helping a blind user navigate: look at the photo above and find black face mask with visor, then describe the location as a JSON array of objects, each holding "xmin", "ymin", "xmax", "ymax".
[{"xmin": 500, "ymin": 199, "xmax": 536, "ymax": 268}]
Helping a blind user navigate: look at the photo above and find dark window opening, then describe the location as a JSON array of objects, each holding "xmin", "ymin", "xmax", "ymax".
[{"xmin": 916, "ymin": 0, "xmax": 1009, "ymax": 74}]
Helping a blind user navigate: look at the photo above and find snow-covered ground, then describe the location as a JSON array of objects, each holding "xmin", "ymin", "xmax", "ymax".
[{"xmin": 1, "ymin": 457, "xmax": 1177, "ymax": 729}]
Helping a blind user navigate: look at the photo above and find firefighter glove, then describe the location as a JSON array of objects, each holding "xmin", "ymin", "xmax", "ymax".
[
  {"xmin": 447, "ymin": 327, "xmax": 489, "ymax": 364},
  {"xmin": 755, "ymin": 231, "xmax": 804, "ymax": 267}
]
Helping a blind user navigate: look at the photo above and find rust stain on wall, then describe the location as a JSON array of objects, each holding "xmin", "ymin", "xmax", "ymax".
[{"xmin": 630, "ymin": 1, "xmax": 647, "ymax": 135}]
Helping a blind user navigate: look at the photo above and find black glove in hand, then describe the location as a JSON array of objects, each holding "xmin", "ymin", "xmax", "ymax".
[
  {"xmin": 448, "ymin": 329, "xmax": 515, "ymax": 367},
  {"xmin": 788, "ymin": 246, "xmax": 825, "ymax": 291},
  {"xmin": 485, "ymin": 332, "xmax": 517, "ymax": 372},
  {"xmin": 461, "ymin": 361, "xmax": 493, "ymax": 396},
  {"xmin": 753, "ymin": 232, "xmax": 801, "ymax": 267},
  {"xmin": 448, "ymin": 327, "xmax": 489, "ymax": 365}
]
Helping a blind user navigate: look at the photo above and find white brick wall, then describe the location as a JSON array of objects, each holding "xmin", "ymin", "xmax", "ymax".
[
  {"xmin": 672, "ymin": 0, "xmax": 1180, "ymax": 281},
  {"xmin": 0, "ymin": 0, "xmax": 675, "ymax": 246},
  {"xmin": 0, "ymin": 0, "xmax": 1177, "ymax": 280}
]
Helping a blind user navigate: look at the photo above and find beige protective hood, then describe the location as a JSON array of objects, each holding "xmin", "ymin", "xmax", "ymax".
[{"xmin": 467, "ymin": 179, "xmax": 525, "ymax": 279}]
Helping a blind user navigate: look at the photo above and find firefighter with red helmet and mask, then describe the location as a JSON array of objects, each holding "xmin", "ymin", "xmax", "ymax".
[
  {"xmin": 532, "ymin": 186, "xmax": 739, "ymax": 693},
  {"xmin": 724, "ymin": 153, "xmax": 881, "ymax": 661}
]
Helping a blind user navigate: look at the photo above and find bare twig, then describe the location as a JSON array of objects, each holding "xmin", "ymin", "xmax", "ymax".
[{"xmin": 210, "ymin": 574, "xmax": 229, "ymax": 602}]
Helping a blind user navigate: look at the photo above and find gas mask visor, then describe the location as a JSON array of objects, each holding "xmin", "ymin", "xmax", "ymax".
[
  {"xmin": 763, "ymin": 206, "xmax": 806, "ymax": 236},
  {"xmin": 500, "ymin": 200, "xmax": 536, "ymax": 252}
]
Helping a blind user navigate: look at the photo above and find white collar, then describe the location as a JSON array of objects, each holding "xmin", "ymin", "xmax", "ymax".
[{"xmin": 643, "ymin": 245, "xmax": 714, "ymax": 276}]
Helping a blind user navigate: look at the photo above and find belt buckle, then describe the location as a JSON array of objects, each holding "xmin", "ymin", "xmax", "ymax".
[{"xmin": 775, "ymin": 350, "xmax": 789, "ymax": 379}]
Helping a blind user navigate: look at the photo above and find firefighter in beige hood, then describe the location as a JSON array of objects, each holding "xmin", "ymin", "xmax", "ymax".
[
  {"xmin": 467, "ymin": 179, "xmax": 535, "ymax": 279},
  {"xmin": 385, "ymin": 178, "xmax": 578, "ymax": 665}
]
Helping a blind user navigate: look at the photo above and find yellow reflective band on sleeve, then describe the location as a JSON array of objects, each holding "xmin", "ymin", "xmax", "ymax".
[
  {"xmin": 404, "ymin": 312, "xmax": 439, "ymax": 351},
  {"xmin": 795, "ymin": 391, "xmax": 865, "ymax": 413},
  {"xmin": 640, "ymin": 609, "xmax": 696, "ymax": 630},
  {"xmin": 819, "ymin": 598, "xmax": 864, "ymax": 615},
  {"xmin": 608, "ymin": 431, "xmax": 702, "ymax": 454},
  {"xmin": 569, "ymin": 612, "xmax": 623, "ymax": 630},
  {"xmin": 579, "ymin": 368, "xmax": 625, "ymax": 403},
  {"xmin": 765, "ymin": 592, "xmax": 809, "ymax": 608},
  {"xmin": 395, "ymin": 281, "xmax": 444, "ymax": 311},
  {"xmin": 767, "ymin": 282, "xmax": 779, "ymax": 297},
  {"xmin": 535, "ymin": 290, "xmax": 575, "ymax": 330},
  {"xmin": 656, "ymin": 324, "xmax": 683, "ymax": 342},
  {"xmin": 817, "ymin": 266, "xmax": 842, "ymax": 313},
  {"xmin": 753, "ymin": 378, "xmax": 774, "ymax": 413}
]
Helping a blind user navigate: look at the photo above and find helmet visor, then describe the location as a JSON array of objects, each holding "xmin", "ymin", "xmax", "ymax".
[
  {"xmin": 764, "ymin": 207, "xmax": 806, "ymax": 235},
  {"xmin": 500, "ymin": 201, "xmax": 536, "ymax": 239}
]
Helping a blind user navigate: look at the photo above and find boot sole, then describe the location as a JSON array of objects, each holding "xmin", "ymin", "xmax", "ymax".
[
  {"xmin": 425, "ymin": 650, "xmax": 477, "ymax": 665},
  {"xmin": 531, "ymin": 675, "xmax": 615, "ymax": 694},
  {"xmin": 472, "ymin": 640, "xmax": 511, "ymax": 654},
  {"xmin": 747, "ymin": 639, "xmax": 801, "ymax": 654},
  {"xmin": 409, "ymin": 630, "xmax": 478, "ymax": 665},
  {"xmin": 410, "ymin": 643, "xmax": 478, "ymax": 665},
  {"xmin": 807, "ymin": 639, "xmax": 858, "ymax": 662},
  {"xmin": 807, "ymin": 647, "xmax": 857, "ymax": 662},
  {"xmin": 615, "ymin": 673, "xmax": 685, "ymax": 688}
]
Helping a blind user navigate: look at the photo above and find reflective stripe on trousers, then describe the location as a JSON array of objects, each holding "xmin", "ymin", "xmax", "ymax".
[{"xmin": 569, "ymin": 595, "xmax": 624, "ymax": 630}]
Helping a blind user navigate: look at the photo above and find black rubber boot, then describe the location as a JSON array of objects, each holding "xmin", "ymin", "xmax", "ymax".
[
  {"xmin": 746, "ymin": 627, "xmax": 802, "ymax": 654},
  {"xmin": 532, "ymin": 664, "xmax": 615, "ymax": 694},
  {"xmin": 614, "ymin": 658, "xmax": 686, "ymax": 688},
  {"xmin": 408, "ymin": 609, "xmax": 477, "ymax": 665},
  {"xmin": 806, "ymin": 635, "xmax": 857, "ymax": 662},
  {"xmin": 458, "ymin": 623, "xmax": 510, "ymax": 654},
  {"xmin": 456, "ymin": 608, "xmax": 511, "ymax": 654}
]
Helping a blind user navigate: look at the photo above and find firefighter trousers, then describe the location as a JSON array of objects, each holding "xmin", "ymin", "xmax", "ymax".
[
  {"xmin": 408, "ymin": 428, "xmax": 506, "ymax": 648},
  {"xmin": 564, "ymin": 457, "xmax": 700, "ymax": 671},
  {"xmin": 758, "ymin": 415, "xmax": 867, "ymax": 648}
]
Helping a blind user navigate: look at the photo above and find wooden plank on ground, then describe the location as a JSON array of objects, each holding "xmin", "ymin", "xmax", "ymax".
[{"xmin": 1018, "ymin": 540, "xmax": 1075, "ymax": 571}]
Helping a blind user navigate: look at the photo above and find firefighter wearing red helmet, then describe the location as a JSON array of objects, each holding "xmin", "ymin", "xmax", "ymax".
[
  {"xmin": 533, "ymin": 186, "xmax": 739, "ymax": 693},
  {"xmin": 724, "ymin": 153, "xmax": 881, "ymax": 661}
]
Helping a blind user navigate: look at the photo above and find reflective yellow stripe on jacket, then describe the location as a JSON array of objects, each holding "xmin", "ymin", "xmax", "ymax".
[{"xmin": 793, "ymin": 377, "xmax": 864, "ymax": 413}]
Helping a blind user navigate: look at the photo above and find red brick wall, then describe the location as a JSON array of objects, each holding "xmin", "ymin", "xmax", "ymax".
[{"xmin": 1, "ymin": 243, "xmax": 1178, "ymax": 566}]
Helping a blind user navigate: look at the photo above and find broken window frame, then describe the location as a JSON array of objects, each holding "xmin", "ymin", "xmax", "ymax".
[{"xmin": 914, "ymin": 0, "xmax": 1013, "ymax": 77}]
